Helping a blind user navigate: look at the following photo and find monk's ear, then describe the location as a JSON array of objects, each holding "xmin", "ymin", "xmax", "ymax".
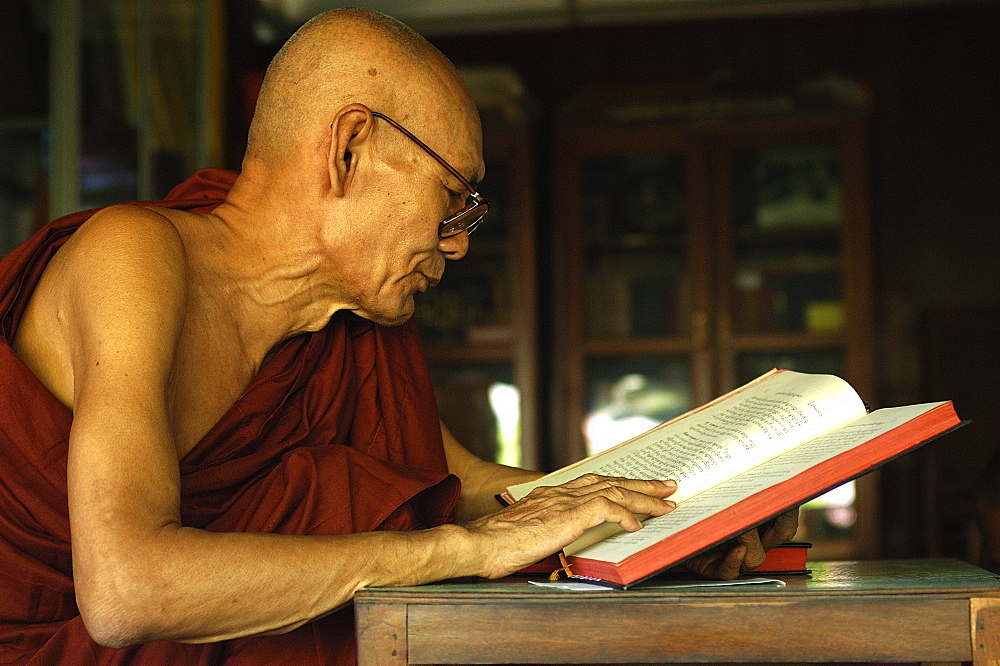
[{"xmin": 327, "ymin": 104, "xmax": 374, "ymax": 197}]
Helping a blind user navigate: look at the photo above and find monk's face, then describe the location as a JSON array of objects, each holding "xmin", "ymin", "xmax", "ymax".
[{"xmin": 341, "ymin": 108, "xmax": 483, "ymax": 326}]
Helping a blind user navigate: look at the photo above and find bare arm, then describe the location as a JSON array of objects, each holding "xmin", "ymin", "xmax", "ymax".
[
  {"xmin": 56, "ymin": 208, "xmax": 677, "ymax": 647},
  {"xmin": 63, "ymin": 210, "xmax": 466, "ymax": 645},
  {"xmin": 440, "ymin": 422, "xmax": 544, "ymax": 522}
]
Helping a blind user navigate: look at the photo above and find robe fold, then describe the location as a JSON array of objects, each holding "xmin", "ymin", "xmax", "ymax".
[{"xmin": 0, "ymin": 169, "xmax": 461, "ymax": 664}]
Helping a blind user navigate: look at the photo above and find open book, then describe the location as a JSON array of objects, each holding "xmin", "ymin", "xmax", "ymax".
[{"xmin": 505, "ymin": 369, "xmax": 963, "ymax": 587}]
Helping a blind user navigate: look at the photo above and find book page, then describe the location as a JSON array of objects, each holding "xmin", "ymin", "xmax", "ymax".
[
  {"xmin": 509, "ymin": 370, "xmax": 867, "ymax": 505},
  {"xmin": 574, "ymin": 402, "xmax": 945, "ymax": 564}
]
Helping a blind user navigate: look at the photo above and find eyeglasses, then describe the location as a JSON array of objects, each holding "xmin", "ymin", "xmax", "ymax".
[{"xmin": 371, "ymin": 111, "xmax": 489, "ymax": 238}]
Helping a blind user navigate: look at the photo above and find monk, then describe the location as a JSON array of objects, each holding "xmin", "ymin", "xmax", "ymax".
[{"xmin": 0, "ymin": 8, "xmax": 796, "ymax": 663}]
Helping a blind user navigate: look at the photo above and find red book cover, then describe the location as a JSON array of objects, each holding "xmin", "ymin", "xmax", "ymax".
[{"xmin": 568, "ymin": 401, "xmax": 961, "ymax": 587}]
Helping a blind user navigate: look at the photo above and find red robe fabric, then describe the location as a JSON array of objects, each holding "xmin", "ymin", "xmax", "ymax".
[{"xmin": 0, "ymin": 169, "xmax": 460, "ymax": 664}]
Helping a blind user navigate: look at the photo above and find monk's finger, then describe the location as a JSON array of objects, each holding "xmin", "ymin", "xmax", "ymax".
[
  {"xmin": 509, "ymin": 481, "xmax": 672, "ymax": 525},
  {"xmin": 737, "ymin": 509, "xmax": 800, "ymax": 572},
  {"xmin": 717, "ymin": 543, "xmax": 748, "ymax": 580},
  {"xmin": 561, "ymin": 474, "xmax": 678, "ymax": 499},
  {"xmin": 736, "ymin": 528, "xmax": 768, "ymax": 570},
  {"xmin": 572, "ymin": 481, "xmax": 678, "ymax": 518},
  {"xmin": 577, "ymin": 495, "xmax": 649, "ymax": 532},
  {"xmin": 686, "ymin": 543, "xmax": 745, "ymax": 581},
  {"xmin": 762, "ymin": 509, "xmax": 800, "ymax": 549},
  {"xmin": 682, "ymin": 552, "xmax": 718, "ymax": 579},
  {"xmin": 502, "ymin": 490, "xmax": 642, "ymax": 534}
]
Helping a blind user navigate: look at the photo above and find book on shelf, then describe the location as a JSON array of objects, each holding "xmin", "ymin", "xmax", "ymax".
[{"xmin": 504, "ymin": 368, "xmax": 963, "ymax": 588}]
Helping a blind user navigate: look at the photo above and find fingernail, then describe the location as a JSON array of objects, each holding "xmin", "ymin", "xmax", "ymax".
[
  {"xmin": 664, "ymin": 500, "xmax": 677, "ymax": 510},
  {"xmin": 662, "ymin": 479, "xmax": 677, "ymax": 489}
]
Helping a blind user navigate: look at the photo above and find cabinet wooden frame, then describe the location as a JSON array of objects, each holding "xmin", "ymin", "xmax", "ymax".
[{"xmin": 551, "ymin": 124, "xmax": 714, "ymax": 467}]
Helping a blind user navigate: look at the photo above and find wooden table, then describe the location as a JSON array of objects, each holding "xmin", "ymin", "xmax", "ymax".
[{"xmin": 355, "ymin": 558, "xmax": 1000, "ymax": 664}]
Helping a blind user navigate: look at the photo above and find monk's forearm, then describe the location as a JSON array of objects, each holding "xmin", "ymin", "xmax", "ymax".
[
  {"xmin": 77, "ymin": 523, "xmax": 476, "ymax": 647},
  {"xmin": 440, "ymin": 421, "xmax": 545, "ymax": 522},
  {"xmin": 453, "ymin": 459, "xmax": 545, "ymax": 522}
]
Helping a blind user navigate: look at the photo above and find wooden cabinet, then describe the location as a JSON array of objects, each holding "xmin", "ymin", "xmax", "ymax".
[
  {"xmin": 416, "ymin": 124, "xmax": 540, "ymax": 470},
  {"xmin": 551, "ymin": 108, "xmax": 877, "ymax": 558}
]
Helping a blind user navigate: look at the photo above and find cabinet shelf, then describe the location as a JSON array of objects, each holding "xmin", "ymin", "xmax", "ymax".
[
  {"xmin": 736, "ymin": 255, "xmax": 841, "ymax": 272},
  {"xmin": 582, "ymin": 337, "xmax": 696, "ymax": 356},
  {"xmin": 584, "ymin": 233, "xmax": 688, "ymax": 252},
  {"xmin": 737, "ymin": 226, "xmax": 840, "ymax": 242},
  {"xmin": 729, "ymin": 332, "xmax": 845, "ymax": 350},
  {"xmin": 424, "ymin": 342, "xmax": 515, "ymax": 362}
]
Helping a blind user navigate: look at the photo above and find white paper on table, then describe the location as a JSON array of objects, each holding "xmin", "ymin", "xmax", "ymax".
[{"xmin": 529, "ymin": 577, "xmax": 786, "ymax": 591}]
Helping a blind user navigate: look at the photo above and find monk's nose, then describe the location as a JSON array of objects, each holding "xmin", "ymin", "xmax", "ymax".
[{"xmin": 438, "ymin": 230, "xmax": 469, "ymax": 260}]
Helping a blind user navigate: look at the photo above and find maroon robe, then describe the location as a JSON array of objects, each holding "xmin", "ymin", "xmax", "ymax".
[{"xmin": 0, "ymin": 169, "xmax": 460, "ymax": 664}]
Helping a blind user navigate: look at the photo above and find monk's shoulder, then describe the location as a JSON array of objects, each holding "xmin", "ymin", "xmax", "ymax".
[
  {"xmin": 66, "ymin": 204, "xmax": 189, "ymax": 278},
  {"xmin": 47, "ymin": 204, "xmax": 193, "ymax": 349},
  {"xmin": 14, "ymin": 206, "xmax": 194, "ymax": 407}
]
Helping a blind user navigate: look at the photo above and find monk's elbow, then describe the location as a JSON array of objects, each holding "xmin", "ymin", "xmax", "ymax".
[
  {"xmin": 79, "ymin": 600, "xmax": 146, "ymax": 649},
  {"xmin": 85, "ymin": 622, "xmax": 142, "ymax": 650},
  {"xmin": 76, "ymin": 574, "xmax": 157, "ymax": 648}
]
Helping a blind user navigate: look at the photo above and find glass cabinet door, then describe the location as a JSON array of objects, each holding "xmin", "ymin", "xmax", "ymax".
[
  {"xmin": 418, "ymin": 161, "xmax": 518, "ymax": 464},
  {"xmin": 431, "ymin": 363, "xmax": 521, "ymax": 467},
  {"xmin": 584, "ymin": 356, "xmax": 692, "ymax": 455},
  {"xmin": 0, "ymin": 120, "xmax": 46, "ymax": 257},
  {"xmin": 730, "ymin": 147, "xmax": 845, "ymax": 338},
  {"xmin": 1, "ymin": 0, "xmax": 221, "ymax": 258},
  {"xmin": 553, "ymin": 128, "xmax": 712, "ymax": 465},
  {"xmin": 737, "ymin": 350, "xmax": 844, "ymax": 385},
  {"xmin": 578, "ymin": 153, "xmax": 697, "ymax": 455},
  {"xmin": 715, "ymin": 125, "xmax": 874, "ymax": 391},
  {"xmin": 417, "ymin": 128, "xmax": 538, "ymax": 469},
  {"xmin": 582, "ymin": 154, "xmax": 690, "ymax": 340}
]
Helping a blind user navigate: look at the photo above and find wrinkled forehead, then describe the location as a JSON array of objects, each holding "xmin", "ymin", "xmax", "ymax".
[{"xmin": 430, "ymin": 110, "xmax": 485, "ymax": 184}]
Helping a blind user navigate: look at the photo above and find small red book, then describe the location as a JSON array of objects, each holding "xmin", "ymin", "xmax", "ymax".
[{"xmin": 754, "ymin": 541, "xmax": 811, "ymax": 575}]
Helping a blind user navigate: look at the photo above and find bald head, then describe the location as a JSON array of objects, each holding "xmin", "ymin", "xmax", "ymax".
[{"xmin": 246, "ymin": 9, "xmax": 478, "ymax": 166}]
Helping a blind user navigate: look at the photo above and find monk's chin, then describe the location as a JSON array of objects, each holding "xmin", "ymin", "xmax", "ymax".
[
  {"xmin": 364, "ymin": 299, "xmax": 415, "ymax": 327},
  {"xmin": 377, "ymin": 314, "xmax": 412, "ymax": 327}
]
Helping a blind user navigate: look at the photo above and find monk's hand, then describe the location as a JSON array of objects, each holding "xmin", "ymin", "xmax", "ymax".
[
  {"xmin": 462, "ymin": 474, "xmax": 677, "ymax": 579},
  {"xmin": 683, "ymin": 508, "xmax": 800, "ymax": 581}
]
